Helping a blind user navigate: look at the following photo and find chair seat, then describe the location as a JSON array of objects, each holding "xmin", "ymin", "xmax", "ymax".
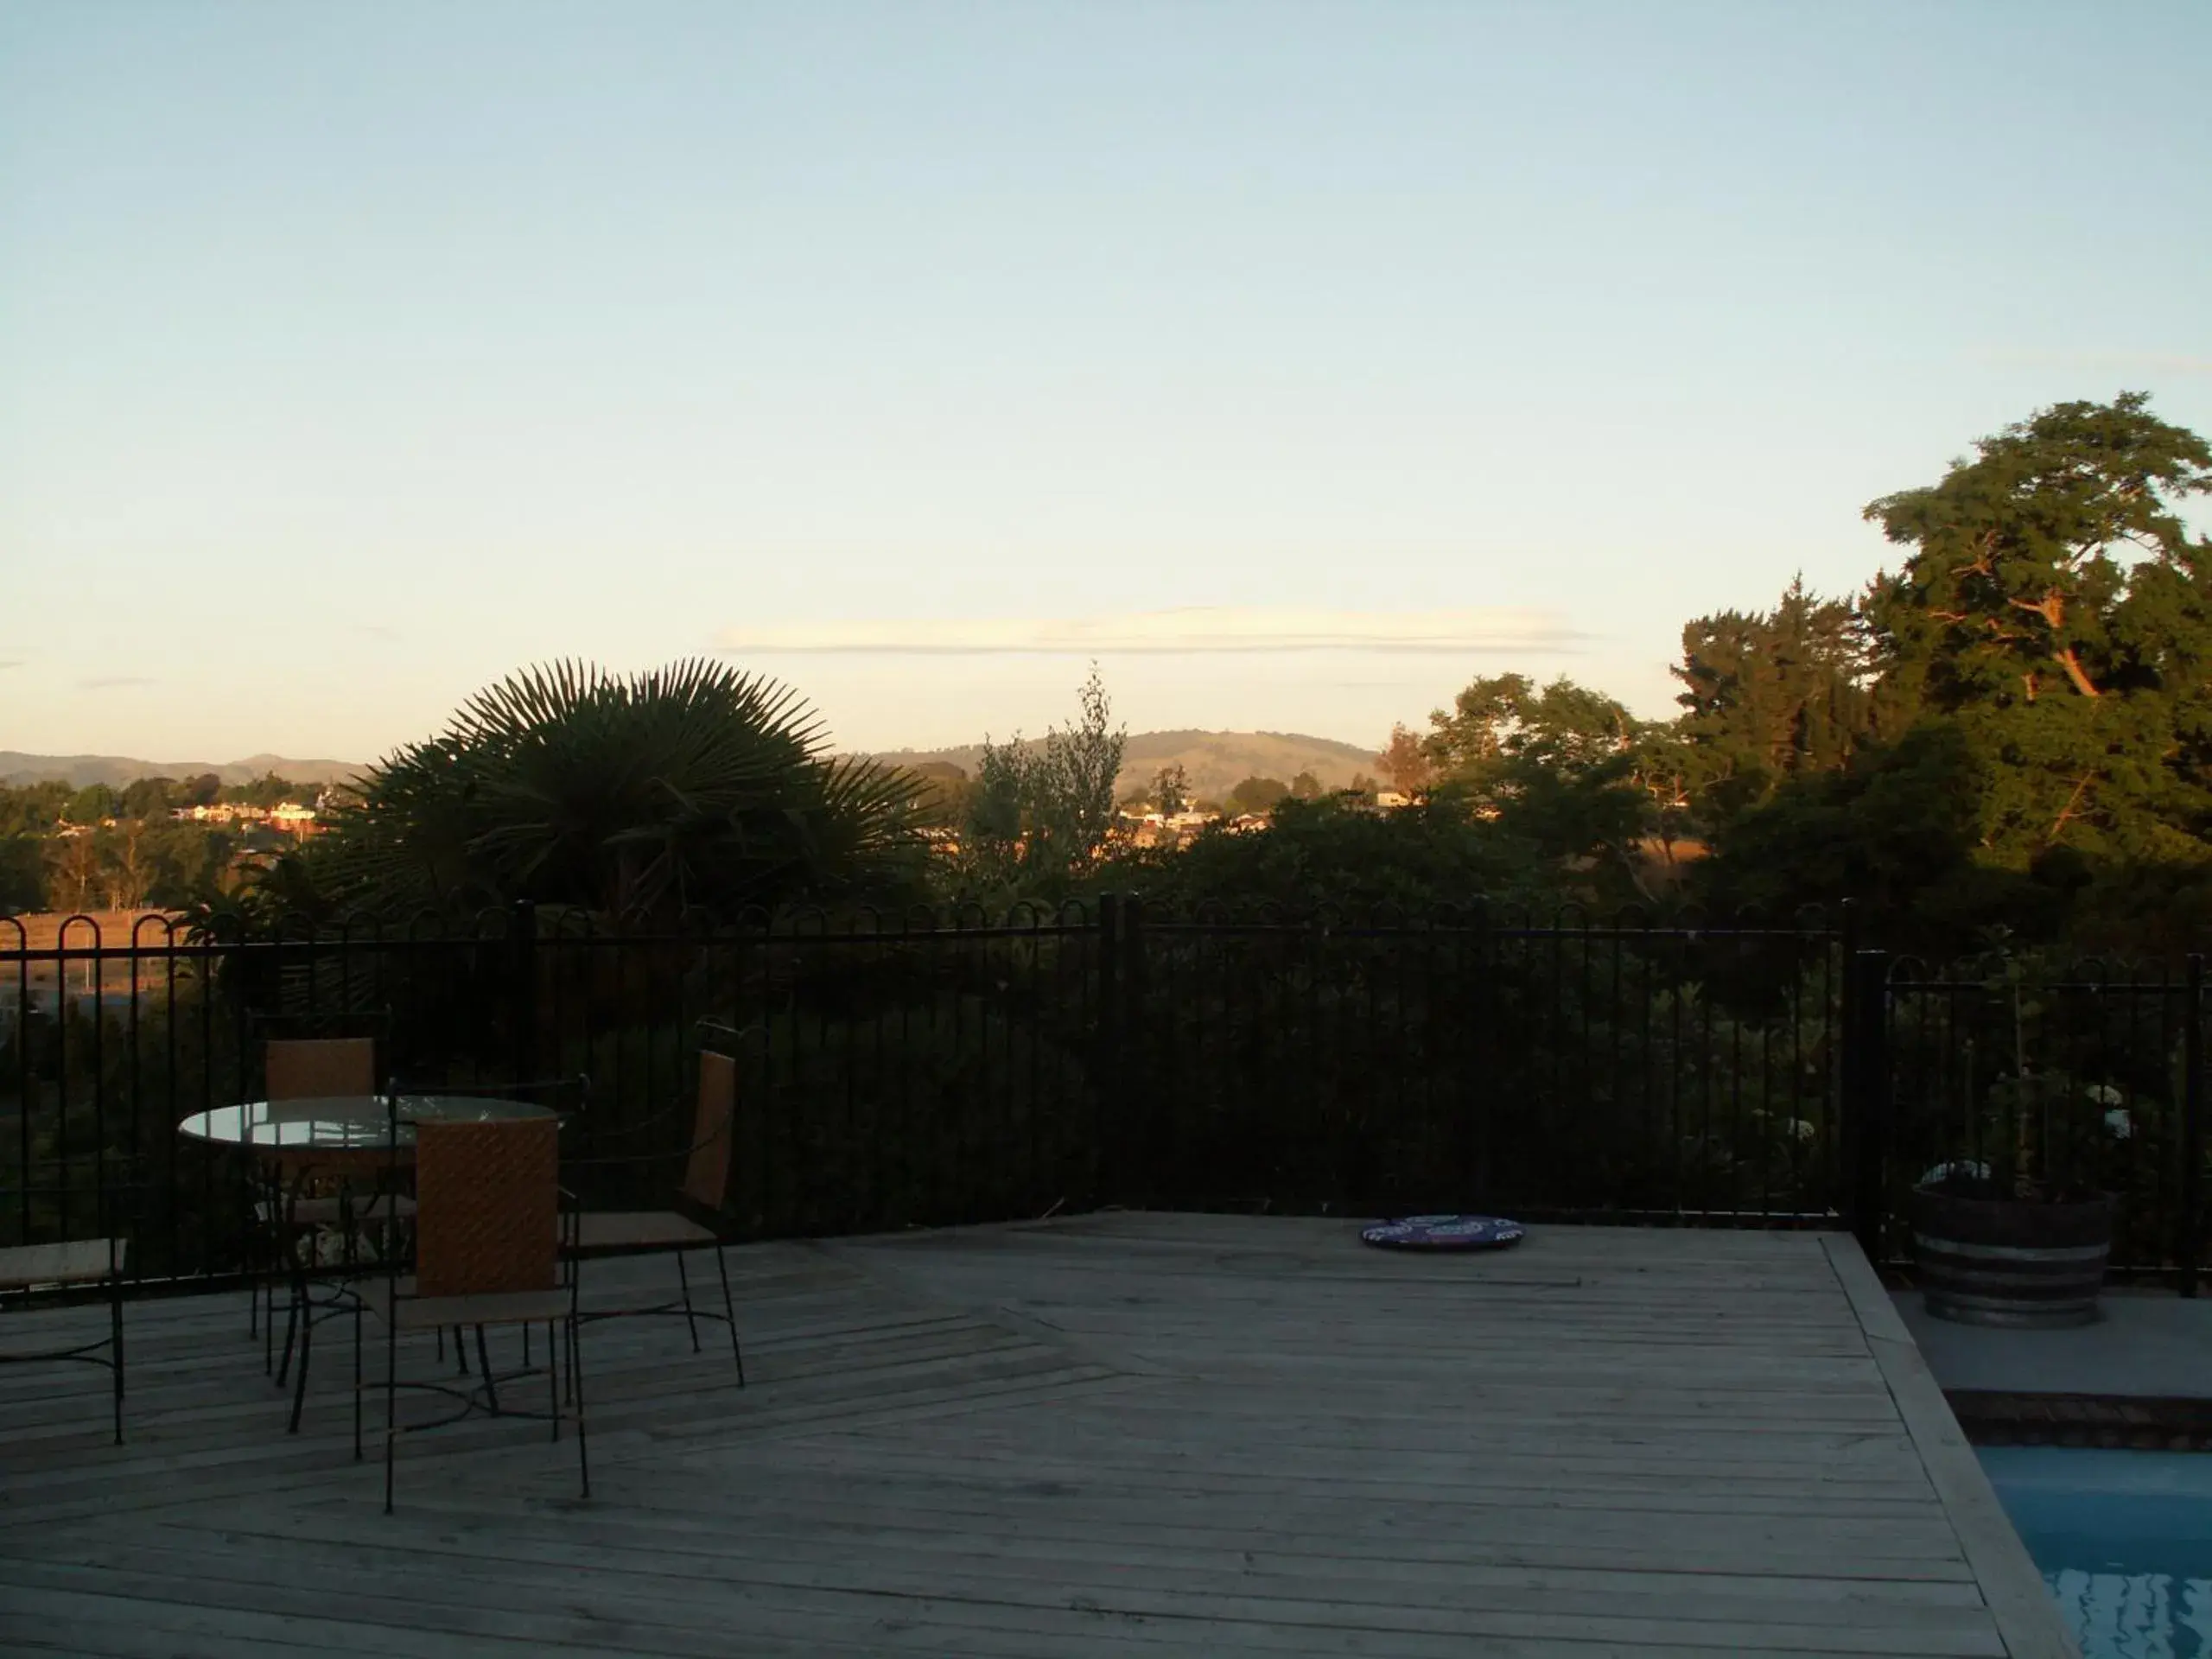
[
  {"xmin": 256, "ymin": 1193, "xmax": 416, "ymax": 1227},
  {"xmin": 0, "ymin": 1239, "xmax": 126, "ymax": 1293},
  {"xmin": 568, "ymin": 1210, "xmax": 717, "ymax": 1253},
  {"xmin": 359, "ymin": 1278, "xmax": 571, "ymax": 1331}
]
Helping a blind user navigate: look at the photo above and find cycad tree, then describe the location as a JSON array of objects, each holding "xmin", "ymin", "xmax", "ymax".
[{"xmin": 262, "ymin": 659, "xmax": 925, "ymax": 925}]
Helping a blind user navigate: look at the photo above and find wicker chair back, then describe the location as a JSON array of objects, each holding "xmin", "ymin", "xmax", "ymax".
[
  {"xmin": 414, "ymin": 1118, "xmax": 559, "ymax": 1298},
  {"xmin": 266, "ymin": 1038, "xmax": 377, "ymax": 1103},
  {"xmin": 681, "ymin": 1052, "xmax": 736, "ymax": 1212}
]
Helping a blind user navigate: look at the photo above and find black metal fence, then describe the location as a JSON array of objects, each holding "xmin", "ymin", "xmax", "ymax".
[
  {"xmin": 3, "ymin": 904, "xmax": 2205, "ymax": 1290},
  {"xmin": 1874, "ymin": 951, "xmax": 2205, "ymax": 1293}
]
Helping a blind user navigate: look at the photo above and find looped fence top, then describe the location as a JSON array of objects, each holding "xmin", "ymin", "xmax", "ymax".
[{"xmin": 1359, "ymin": 1214, "xmax": 1526, "ymax": 1252}]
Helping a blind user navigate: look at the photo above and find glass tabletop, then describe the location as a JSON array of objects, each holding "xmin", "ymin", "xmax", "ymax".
[{"xmin": 177, "ymin": 1095, "xmax": 561, "ymax": 1152}]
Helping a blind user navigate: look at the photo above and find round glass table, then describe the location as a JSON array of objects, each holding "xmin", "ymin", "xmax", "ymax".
[
  {"xmin": 182, "ymin": 1096, "xmax": 565, "ymax": 1429},
  {"xmin": 179, "ymin": 1096, "xmax": 560, "ymax": 1159}
]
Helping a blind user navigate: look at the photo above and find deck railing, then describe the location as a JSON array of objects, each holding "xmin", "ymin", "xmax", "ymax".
[{"xmin": 3, "ymin": 903, "xmax": 2204, "ymax": 1287}]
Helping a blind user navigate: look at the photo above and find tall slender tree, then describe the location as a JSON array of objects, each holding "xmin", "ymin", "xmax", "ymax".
[
  {"xmin": 1672, "ymin": 577, "xmax": 1884, "ymax": 823},
  {"xmin": 960, "ymin": 665, "xmax": 1128, "ymax": 887}
]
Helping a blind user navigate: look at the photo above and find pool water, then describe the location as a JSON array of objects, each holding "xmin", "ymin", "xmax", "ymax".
[{"xmin": 1980, "ymin": 1446, "xmax": 2212, "ymax": 1659}]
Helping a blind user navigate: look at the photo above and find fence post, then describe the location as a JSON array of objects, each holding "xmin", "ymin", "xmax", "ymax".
[
  {"xmin": 1096, "ymin": 894, "xmax": 1122, "ymax": 1205},
  {"xmin": 1842, "ymin": 949, "xmax": 1891, "ymax": 1263},
  {"xmin": 2183, "ymin": 953, "xmax": 2203, "ymax": 1300},
  {"xmin": 1122, "ymin": 895, "xmax": 1153, "ymax": 1204},
  {"xmin": 510, "ymin": 899, "xmax": 538, "ymax": 1084},
  {"xmin": 1462, "ymin": 897, "xmax": 1490, "ymax": 1209}
]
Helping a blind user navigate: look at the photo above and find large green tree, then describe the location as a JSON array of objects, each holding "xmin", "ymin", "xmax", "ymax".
[
  {"xmin": 1420, "ymin": 672, "xmax": 1656, "ymax": 887},
  {"xmin": 1422, "ymin": 672, "xmax": 1639, "ymax": 785},
  {"xmin": 1861, "ymin": 391, "xmax": 2212, "ymax": 869}
]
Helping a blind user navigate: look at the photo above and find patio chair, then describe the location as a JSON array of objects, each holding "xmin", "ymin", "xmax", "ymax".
[
  {"xmin": 249, "ymin": 1021, "xmax": 402, "ymax": 1373},
  {"xmin": 562, "ymin": 1027, "xmax": 747, "ymax": 1386},
  {"xmin": 0, "ymin": 1174, "xmax": 137, "ymax": 1446},
  {"xmin": 279, "ymin": 1072, "xmax": 589, "ymax": 1434},
  {"xmin": 254, "ymin": 1027, "xmax": 414, "ymax": 1436},
  {"xmin": 361, "ymin": 1111, "xmax": 588, "ymax": 1512}
]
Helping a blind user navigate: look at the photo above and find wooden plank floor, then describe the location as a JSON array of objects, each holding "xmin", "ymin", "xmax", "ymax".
[{"xmin": 0, "ymin": 1215, "xmax": 2076, "ymax": 1657}]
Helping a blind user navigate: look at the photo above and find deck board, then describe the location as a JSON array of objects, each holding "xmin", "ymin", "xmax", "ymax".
[{"xmin": 0, "ymin": 1216, "xmax": 2076, "ymax": 1656}]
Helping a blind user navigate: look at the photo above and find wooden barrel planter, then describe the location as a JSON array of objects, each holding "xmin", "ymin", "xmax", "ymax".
[{"xmin": 1910, "ymin": 1183, "xmax": 2114, "ymax": 1328}]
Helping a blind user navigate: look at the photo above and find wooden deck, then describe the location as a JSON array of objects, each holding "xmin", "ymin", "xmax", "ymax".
[{"xmin": 0, "ymin": 1214, "xmax": 2075, "ymax": 1658}]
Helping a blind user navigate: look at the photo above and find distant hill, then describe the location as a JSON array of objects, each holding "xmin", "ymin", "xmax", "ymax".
[
  {"xmin": 0, "ymin": 752, "xmax": 365, "ymax": 789},
  {"xmin": 865, "ymin": 729, "xmax": 1377, "ymax": 805}
]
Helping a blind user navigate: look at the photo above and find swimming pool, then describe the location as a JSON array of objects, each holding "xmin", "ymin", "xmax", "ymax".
[{"xmin": 1980, "ymin": 1446, "xmax": 2212, "ymax": 1659}]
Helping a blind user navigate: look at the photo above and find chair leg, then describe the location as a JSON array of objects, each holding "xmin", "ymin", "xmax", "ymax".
[
  {"xmin": 352, "ymin": 1287, "xmax": 364, "ymax": 1461},
  {"xmin": 275, "ymin": 1274, "xmax": 300, "ymax": 1386},
  {"xmin": 249, "ymin": 1179, "xmax": 269, "ymax": 1344},
  {"xmin": 676, "ymin": 1251, "xmax": 702, "ymax": 1354},
  {"xmin": 570, "ymin": 1314, "xmax": 590, "ymax": 1501},
  {"xmin": 288, "ymin": 1284, "xmax": 315, "ymax": 1435},
  {"xmin": 474, "ymin": 1325, "xmax": 499, "ymax": 1414},
  {"xmin": 547, "ymin": 1322, "xmax": 560, "ymax": 1443},
  {"xmin": 715, "ymin": 1244, "xmax": 744, "ymax": 1387},
  {"xmin": 384, "ymin": 1290, "xmax": 398, "ymax": 1515},
  {"xmin": 111, "ymin": 1268, "xmax": 125, "ymax": 1446}
]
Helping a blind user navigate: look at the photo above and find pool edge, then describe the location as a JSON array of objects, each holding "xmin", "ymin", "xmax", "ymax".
[{"xmin": 1822, "ymin": 1233, "xmax": 2084, "ymax": 1659}]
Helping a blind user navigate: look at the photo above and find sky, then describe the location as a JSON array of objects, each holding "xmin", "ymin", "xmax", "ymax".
[{"xmin": 3, "ymin": 2, "xmax": 2209, "ymax": 766}]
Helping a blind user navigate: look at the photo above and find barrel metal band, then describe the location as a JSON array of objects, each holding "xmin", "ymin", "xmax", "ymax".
[{"xmin": 1910, "ymin": 1234, "xmax": 2109, "ymax": 1264}]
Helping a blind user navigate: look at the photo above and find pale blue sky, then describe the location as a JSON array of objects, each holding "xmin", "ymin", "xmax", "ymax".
[{"xmin": 3, "ymin": 1, "xmax": 2208, "ymax": 763}]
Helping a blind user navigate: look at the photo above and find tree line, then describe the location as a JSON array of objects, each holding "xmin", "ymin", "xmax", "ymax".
[
  {"xmin": 1046, "ymin": 393, "xmax": 2210, "ymax": 948},
  {"xmin": 31, "ymin": 391, "xmax": 2200, "ymax": 957},
  {"xmin": 0, "ymin": 772, "xmax": 316, "ymax": 913},
  {"xmin": 1343, "ymin": 391, "xmax": 2212, "ymax": 953}
]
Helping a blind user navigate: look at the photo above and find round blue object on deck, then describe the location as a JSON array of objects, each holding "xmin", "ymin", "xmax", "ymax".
[{"xmin": 1360, "ymin": 1214, "xmax": 1525, "ymax": 1251}]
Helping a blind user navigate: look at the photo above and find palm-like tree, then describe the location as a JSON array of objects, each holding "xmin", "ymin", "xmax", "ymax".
[{"xmin": 270, "ymin": 660, "xmax": 925, "ymax": 925}]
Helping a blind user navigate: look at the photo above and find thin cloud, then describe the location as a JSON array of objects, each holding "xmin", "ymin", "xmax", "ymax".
[
  {"xmin": 77, "ymin": 675, "xmax": 156, "ymax": 690},
  {"xmin": 0, "ymin": 660, "xmax": 22, "ymax": 670},
  {"xmin": 719, "ymin": 607, "xmax": 1579, "ymax": 657}
]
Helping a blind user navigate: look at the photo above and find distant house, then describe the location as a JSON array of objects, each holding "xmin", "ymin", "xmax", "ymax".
[{"xmin": 1114, "ymin": 807, "xmax": 1233, "ymax": 849}]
